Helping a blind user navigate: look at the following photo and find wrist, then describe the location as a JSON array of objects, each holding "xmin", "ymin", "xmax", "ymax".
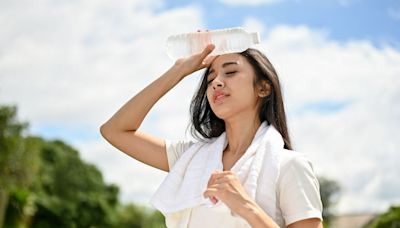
[
  {"xmin": 240, "ymin": 200, "xmax": 279, "ymax": 228},
  {"xmin": 167, "ymin": 64, "xmax": 188, "ymax": 81},
  {"xmin": 239, "ymin": 200, "xmax": 260, "ymax": 221}
]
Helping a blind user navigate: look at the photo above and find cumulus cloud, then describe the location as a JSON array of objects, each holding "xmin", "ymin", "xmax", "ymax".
[
  {"xmin": 0, "ymin": 0, "xmax": 203, "ymax": 128},
  {"xmin": 0, "ymin": 0, "xmax": 203, "ymax": 204},
  {"xmin": 1, "ymin": 0, "xmax": 399, "ymax": 214}
]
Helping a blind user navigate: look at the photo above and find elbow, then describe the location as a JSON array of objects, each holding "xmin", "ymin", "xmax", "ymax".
[
  {"xmin": 100, "ymin": 121, "xmax": 136, "ymax": 140},
  {"xmin": 100, "ymin": 123, "xmax": 112, "ymax": 140}
]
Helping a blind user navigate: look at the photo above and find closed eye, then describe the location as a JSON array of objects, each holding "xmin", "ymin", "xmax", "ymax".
[{"xmin": 226, "ymin": 71, "xmax": 237, "ymax": 75}]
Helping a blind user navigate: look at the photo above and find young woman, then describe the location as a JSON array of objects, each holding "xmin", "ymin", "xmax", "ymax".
[{"xmin": 100, "ymin": 43, "xmax": 323, "ymax": 227}]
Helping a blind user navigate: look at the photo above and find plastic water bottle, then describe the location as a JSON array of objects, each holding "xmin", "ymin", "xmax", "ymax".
[{"xmin": 166, "ymin": 27, "xmax": 260, "ymax": 60}]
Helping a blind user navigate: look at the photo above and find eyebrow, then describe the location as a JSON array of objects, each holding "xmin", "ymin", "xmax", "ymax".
[{"xmin": 208, "ymin": 61, "xmax": 239, "ymax": 76}]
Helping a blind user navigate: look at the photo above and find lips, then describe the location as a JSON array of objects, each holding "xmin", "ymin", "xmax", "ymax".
[{"xmin": 213, "ymin": 91, "xmax": 229, "ymax": 103}]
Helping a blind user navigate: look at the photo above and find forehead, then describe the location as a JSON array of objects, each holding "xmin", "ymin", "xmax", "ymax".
[{"xmin": 209, "ymin": 53, "xmax": 248, "ymax": 70}]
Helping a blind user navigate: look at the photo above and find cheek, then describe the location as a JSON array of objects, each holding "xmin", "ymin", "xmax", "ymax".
[{"xmin": 206, "ymin": 87, "xmax": 213, "ymax": 103}]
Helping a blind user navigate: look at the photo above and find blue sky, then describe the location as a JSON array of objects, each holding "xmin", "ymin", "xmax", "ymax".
[{"xmin": 163, "ymin": 0, "xmax": 400, "ymax": 48}]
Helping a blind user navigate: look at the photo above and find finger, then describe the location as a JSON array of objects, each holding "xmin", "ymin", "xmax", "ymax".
[
  {"xmin": 207, "ymin": 174, "xmax": 224, "ymax": 186},
  {"xmin": 207, "ymin": 170, "xmax": 223, "ymax": 187},
  {"xmin": 210, "ymin": 181, "xmax": 229, "ymax": 190},
  {"xmin": 210, "ymin": 172, "xmax": 238, "ymax": 187},
  {"xmin": 203, "ymin": 188, "xmax": 219, "ymax": 199},
  {"xmin": 209, "ymin": 171, "xmax": 230, "ymax": 180},
  {"xmin": 200, "ymin": 44, "xmax": 215, "ymax": 59},
  {"xmin": 202, "ymin": 54, "xmax": 217, "ymax": 66},
  {"xmin": 212, "ymin": 196, "xmax": 219, "ymax": 204}
]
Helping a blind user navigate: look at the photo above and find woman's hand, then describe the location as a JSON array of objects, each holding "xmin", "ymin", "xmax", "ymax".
[
  {"xmin": 203, "ymin": 171, "xmax": 254, "ymax": 216},
  {"xmin": 203, "ymin": 171, "xmax": 282, "ymax": 227},
  {"xmin": 173, "ymin": 43, "xmax": 216, "ymax": 78}
]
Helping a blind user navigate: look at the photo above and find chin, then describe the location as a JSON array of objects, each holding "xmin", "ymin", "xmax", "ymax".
[{"xmin": 212, "ymin": 109, "xmax": 233, "ymax": 120}]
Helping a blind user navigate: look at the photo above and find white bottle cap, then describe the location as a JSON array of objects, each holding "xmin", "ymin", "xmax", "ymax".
[{"xmin": 251, "ymin": 32, "xmax": 260, "ymax": 44}]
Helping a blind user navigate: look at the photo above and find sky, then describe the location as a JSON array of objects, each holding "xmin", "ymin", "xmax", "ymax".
[{"xmin": 1, "ymin": 0, "xmax": 399, "ymax": 215}]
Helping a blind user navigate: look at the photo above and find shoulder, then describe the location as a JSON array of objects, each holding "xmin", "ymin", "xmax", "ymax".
[
  {"xmin": 165, "ymin": 138, "xmax": 215, "ymax": 154},
  {"xmin": 165, "ymin": 139, "xmax": 196, "ymax": 170},
  {"xmin": 164, "ymin": 138, "xmax": 214, "ymax": 170},
  {"xmin": 278, "ymin": 149, "xmax": 316, "ymax": 176},
  {"xmin": 165, "ymin": 139, "xmax": 197, "ymax": 153},
  {"xmin": 276, "ymin": 149, "xmax": 323, "ymax": 225},
  {"xmin": 276, "ymin": 148, "xmax": 321, "ymax": 203}
]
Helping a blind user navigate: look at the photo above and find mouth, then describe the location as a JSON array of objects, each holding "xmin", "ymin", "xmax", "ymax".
[{"xmin": 213, "ymin": 92, "xmax": 229, "ymax": 103}]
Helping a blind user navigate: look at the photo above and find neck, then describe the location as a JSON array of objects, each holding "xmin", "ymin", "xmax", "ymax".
[{"xmin": 224, "ymin": 116, "xmax": 261, "ymax": 156}]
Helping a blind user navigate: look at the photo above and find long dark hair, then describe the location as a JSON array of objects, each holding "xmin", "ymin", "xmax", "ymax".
[{"xmin": 189, "ymin": 48, "xmax": 292, "ymax": 150}]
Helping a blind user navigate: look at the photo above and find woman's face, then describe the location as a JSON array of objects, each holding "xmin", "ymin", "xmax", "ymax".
[{"xmin": 206, "ymin": 53, "xmax": 261, "ymax": 120}]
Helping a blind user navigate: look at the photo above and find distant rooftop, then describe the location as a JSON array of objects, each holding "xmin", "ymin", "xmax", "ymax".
[{"xmin": 331, "ymin": 213, "xmax": 378, "ymax": 228}]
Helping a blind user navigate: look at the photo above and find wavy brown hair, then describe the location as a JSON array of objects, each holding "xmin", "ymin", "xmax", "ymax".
[{"xmin": 189, "ymin": 48, "xmax": 292, "ymax": 150}]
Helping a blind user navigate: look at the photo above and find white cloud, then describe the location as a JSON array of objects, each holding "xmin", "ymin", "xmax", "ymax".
[
  {"xmin": 219, "ymin": 0, "xmax": 283, "ymax": 6},
  {"xmin": 0, "ymin": 0, "xmax": 202, "ymax": 127},
  {"xmin": 0, "ymin": 0, "xmax": 203, "ymax": 205},
  {"xmin": 242, "ymin": 17, "xmax": 267, "ymax": 38},
  {"xmin": 1, "ymin": 0, "xmax": 400, "ymax": 215}
]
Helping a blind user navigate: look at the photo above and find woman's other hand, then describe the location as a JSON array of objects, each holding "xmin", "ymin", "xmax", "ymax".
[{"xmin": 203, "ymin": 171, "xmax": 253, "ymax": 217}]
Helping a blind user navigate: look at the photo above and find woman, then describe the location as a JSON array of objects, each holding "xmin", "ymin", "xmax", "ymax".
[{"xmin": 100, "ymin": 42, "xmax": 323, "ymax": 227}]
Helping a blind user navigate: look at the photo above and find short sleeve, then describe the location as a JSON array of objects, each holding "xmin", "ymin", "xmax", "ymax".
[
  {"xmin": 278, "ymin": 154, "xmax": 323, "ymax": 226},
  {"xmin": 165, "ymin": 139, "xmax": 196, "ymax": 170}
]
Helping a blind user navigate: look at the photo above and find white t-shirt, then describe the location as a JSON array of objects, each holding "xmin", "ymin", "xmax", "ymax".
[{"xmin": 165, "ymin": 140, "xmax": 323, "ymax": 227}]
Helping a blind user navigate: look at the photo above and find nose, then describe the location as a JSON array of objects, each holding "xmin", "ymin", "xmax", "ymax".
[{"xmin": 211, "ymin": 75, "xmax": 224, "ymax": 90}]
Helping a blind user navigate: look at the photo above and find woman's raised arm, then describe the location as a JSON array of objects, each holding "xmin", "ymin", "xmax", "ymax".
[{"xmin": 100, "ymin": 44, "xmax": 215, "ymax": 172}]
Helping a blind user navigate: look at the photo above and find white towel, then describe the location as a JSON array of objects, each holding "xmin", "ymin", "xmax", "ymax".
[{"xmin": 150, "ymin": 122, "xmax": 283, "ymax": 223}]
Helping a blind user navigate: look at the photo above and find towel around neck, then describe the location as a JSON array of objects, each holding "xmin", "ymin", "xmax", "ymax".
[{"xmin": 150, "ymin": 121, "xmax": 284, "ymax": 223}]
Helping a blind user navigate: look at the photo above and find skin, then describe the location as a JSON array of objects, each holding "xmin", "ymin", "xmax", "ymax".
[{"xmin": 100, "ymin": 43, "xmax": 323, "ymax": 228}]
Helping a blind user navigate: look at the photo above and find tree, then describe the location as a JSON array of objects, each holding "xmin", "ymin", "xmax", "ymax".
[
  {"xmin": 0, "ymin": 106, "xmax": 40, "ymax": 228},
  {"xmin": 366, "ymin": 205, "xmax": 400, "ymax": 228},
  {"xmin": 0, "ymin": 104, "xmax": 166, "ymax": 228},
  {"xmin": 318, "ymin": 176, "xmax": 341, "ymax": 227},
  {"xmin": 116, "ymin": 203, "xmax": 166, "ymax": 228},
  {"xmin": 29, "ymin": 139, "xmax": 120, "ymax": 227}
]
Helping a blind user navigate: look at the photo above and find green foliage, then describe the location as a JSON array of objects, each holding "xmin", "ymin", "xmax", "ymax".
[
  {"xmin": 30, "ymin": 139, "xmax": 120, "ymax": 227},
  {"xmin": 366, "ymin": 206, "xmax": 400, "ymax": 228},
  {"xmin": 1, "ymin": 104, "xmax": 166, "ymax": 228},
  {"xmin": 3, "ymin": 188, "xmax": 35, "ymax": 228},
  {"xmin": 116, "ymin": 203, "xmax": 166, "ymax": 228},
  {"xmin": 318, "ymin": 176, "xmax": 341, "ymax": 227},
  {"xmin": 0, "ymin": 106, "xmax": 38, "ymax": 189},
  {"xmin": 0, "ymin": 106, "xmax": 41, "ymax": 227}
]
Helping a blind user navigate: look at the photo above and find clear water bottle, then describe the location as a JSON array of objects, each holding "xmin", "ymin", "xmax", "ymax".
[{"xmin": 166, "ymin": 27, "xmax": 260, "ymax": 60}]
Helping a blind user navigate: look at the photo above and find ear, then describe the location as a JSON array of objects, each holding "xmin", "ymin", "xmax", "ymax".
[{"xmin": 257, "ymin": 81, "xmax": 271, "ymax": 98}]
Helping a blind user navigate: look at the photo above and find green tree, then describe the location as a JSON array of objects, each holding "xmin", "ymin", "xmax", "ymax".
[
  {"xmin": 0, "ymin": 103, "xmax": 167, "ymax": 227},
  {"xmin": 29, "ymin": 139, "xmax": 120, "ymax": 227},
  {"xmin": 318, "ymin": 176, "xmax": 341, "ymax": 227},
  {"xmin": 366, "ymin": 205, "xmax": 400, "ymax": 228},
  {"xmin": 0, "ymin": 106, "xmax": 40, "ymax": 228},
  {"xmin": 116, "ymin": 203, "xmax": 166, "ymax": 228},
  {"xmin": 143, "ymin": 209, "xmax": 166, "ymax": 228}
]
